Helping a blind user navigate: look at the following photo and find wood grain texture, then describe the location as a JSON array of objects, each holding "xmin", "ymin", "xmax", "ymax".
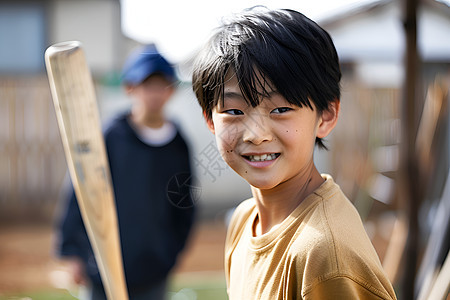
[{"xmin": 45, "ymin": 41, "xmax": 128, "ymax": 300}]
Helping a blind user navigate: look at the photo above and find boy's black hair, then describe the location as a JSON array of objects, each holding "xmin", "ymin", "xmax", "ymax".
[{"xmin": 192, "ymin": 7, "xmax": 341, "ymax": 149}]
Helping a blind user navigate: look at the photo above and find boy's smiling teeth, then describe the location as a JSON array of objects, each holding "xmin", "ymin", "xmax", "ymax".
[{"xmin": 247, "ymin": 153, "xmax": 279, "ymax": 162}]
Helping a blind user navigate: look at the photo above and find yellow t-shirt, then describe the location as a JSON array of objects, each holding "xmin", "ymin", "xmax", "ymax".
[{"xmin": 225, "ymin": 175, "xmax": 397, "ymax": 300}]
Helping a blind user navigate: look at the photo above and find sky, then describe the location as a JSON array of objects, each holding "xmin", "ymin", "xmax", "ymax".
[{"xmin": 120, "ymin": 0, "xmax": 375, "ymax": 62}]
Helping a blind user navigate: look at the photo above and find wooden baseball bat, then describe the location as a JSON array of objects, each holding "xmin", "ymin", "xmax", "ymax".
[{"xmin": 45, "ymin": 41, "xmax": 128, "ymax": 300}]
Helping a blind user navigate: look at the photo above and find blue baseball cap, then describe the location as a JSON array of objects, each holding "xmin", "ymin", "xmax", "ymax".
[{"xmin": 121, "ymin": 44, "xmax": 176, "ymax": 85}]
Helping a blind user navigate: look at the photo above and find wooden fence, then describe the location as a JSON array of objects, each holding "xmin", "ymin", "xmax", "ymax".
[
  {"xmin": 0, "ymin": 76, "xmax": 67, "ymax": 223},
  {"xmin": 0, "ymin": 74, "xmax": 445, "ymax": 229},
  {"xmin": 0, "ymin": 75, "xmax": 403, "ymax": 223}
]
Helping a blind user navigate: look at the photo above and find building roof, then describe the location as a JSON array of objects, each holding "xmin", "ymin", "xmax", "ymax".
[{"xmin": 318, "ymin": 0, "xmax": 450, "ymax": 62}]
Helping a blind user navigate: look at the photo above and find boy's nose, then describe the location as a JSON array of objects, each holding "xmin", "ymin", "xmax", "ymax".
[{"xmin": 242, "ymin": 114, "xmax": 272, "ymax": 145}]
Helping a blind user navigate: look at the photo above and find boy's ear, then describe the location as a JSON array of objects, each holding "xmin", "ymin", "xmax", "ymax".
[
  {"xmin": 204, "ymin": 111, "xmax": 215, "ymax": 134},
  {"xmin": 316, "ymin": 100, "xmax": 340, "ymax": 139},
  {"xmin": 124, "ymin": 84, "xmax": 134, "ymax": 95},
  {"xmin": 166, "ymin": 85, "xmax": 176, "ymax": 97}
]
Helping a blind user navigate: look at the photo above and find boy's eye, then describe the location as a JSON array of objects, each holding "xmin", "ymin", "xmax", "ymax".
[
  {"xmin": 224, "ymin": 109, "xmax": 244, "ymax": 115},
  {"xmin": 271, "ymin": 107, "xmax": 292, "ymax": 114}
]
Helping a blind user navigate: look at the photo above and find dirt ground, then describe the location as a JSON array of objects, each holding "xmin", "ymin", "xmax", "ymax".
[
  {"xmin": 0, "ymin": 219, "xmax": 227, "ymax": 295},
  {"xmin": 0, "ymin": 210, "xmax": 397, "ymax": 297}
]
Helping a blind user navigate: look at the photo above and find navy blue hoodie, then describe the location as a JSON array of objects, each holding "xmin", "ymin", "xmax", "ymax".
[{"xmin": 57, "ymin": 113, "xmax": 196, "ymax": 293}]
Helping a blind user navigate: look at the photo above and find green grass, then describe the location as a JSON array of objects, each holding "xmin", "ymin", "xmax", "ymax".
[
  {"xmin": 0, "ymin": 272, "xmax": 227, "ymax": 300},
  {"xmin": 0, "ymin": 289, "xmax": 77, "ymax": 300},
  {"xmin": 168, "ymin": 272, "xmax": 228, "ymax": 300}
]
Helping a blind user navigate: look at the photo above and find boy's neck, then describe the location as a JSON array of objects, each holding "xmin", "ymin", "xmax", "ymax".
[
  {"xmin": 130, "ymin": 110, "xmax": 165, "ymax": 129},
  {"xmin": 251, "ymin": 164, "xmax": 324, "ymax": 236}
]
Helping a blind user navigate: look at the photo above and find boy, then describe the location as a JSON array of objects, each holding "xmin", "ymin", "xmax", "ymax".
[
  {"xmin": 192, "ymin": 7, "xmax": 397, "ymax": 299},
  {"xmin": 57, "ymin": 44, "xmax": 195, "ymax": 300}
]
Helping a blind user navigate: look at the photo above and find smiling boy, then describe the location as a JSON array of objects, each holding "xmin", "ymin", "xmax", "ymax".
[{"xmin": 192, "ymin": 7, "xmax": 397, "ymax": 300}]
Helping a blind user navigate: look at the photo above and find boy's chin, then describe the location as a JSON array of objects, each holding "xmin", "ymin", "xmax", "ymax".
[
  {"xmin": 246, "ymin": 177, "xmax": 280, "ymax": 190},
  {"xmin": 228, "ymin": 166, "xmax": 279, "ymax": 190}
]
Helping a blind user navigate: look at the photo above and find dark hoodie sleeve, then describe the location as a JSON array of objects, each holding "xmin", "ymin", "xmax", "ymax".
[
  {"xmin": 56, "ymin": 188, "xmax": 91, "ymax": 260},
  {"xmin": 56, "ymin": 185, "xmax": 103, "ymax": 285}
]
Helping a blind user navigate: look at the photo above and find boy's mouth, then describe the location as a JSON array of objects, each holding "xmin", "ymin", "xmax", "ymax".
[{"xmin": 243, "ymin": 153, "xmax": 280, "ymax": 162}]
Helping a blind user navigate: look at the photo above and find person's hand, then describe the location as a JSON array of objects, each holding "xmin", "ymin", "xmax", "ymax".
[{"xmin": 67, "ymin": 257, "xmax": 87, "ymax": 285}]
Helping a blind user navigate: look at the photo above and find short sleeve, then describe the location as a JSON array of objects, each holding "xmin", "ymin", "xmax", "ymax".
[
  {"xmin": 304, "ymin": 276, "xmax": 395, "ymax": 300},
  {"xmin": 224, "ymin": 199, "xmax": 256, "ymax": 294}
]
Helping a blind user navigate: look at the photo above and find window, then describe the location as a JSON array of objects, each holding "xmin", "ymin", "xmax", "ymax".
[{"xmin": 0, "ymin": 2, "xmax": 46, "ymax": 74}]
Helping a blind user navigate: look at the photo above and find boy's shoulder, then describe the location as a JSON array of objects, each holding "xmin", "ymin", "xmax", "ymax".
[
  {"xmin": 289, "ymin": 176, "xmax": 368, "ymax": 253},
  {"xmin": 225, "ymin": 198, "xmax": 256, "ymax": 247},
  {"xmin": 286, "ymin": 178, "xmax": 395, "ymax": 298},
  {"xmin": 228, "ymin": 198, "xmax": 256, "ymax": 230},
  {"xmin": 103, "ymin": 113, "xmax": 130, "ymax": 137}
]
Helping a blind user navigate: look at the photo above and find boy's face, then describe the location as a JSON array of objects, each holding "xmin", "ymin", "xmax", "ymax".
[
  {"xmin": 206, "ymin": 71, "xmax": 338, "ymax": 190},
  {"xmin": 126, "ymin": 74, "xmax": 174, "ymax": 115}
]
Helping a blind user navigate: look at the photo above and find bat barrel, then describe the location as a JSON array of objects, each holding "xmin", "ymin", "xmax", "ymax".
[
  {"xmin": 49, "ymin": 40, "xmax": 81, "ymax": 49},
  {"xmin": 45, "ymin": 41, "xmax": 129, "ymax": 300},
  {"xmin": 45, "ymin": 41, "xmax": 81, "ymax": 58}
]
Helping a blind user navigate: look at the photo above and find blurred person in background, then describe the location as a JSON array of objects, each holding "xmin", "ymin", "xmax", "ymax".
[{"xmin": 55, "ymin": 44, "xmax": 196, "ymax": 300}]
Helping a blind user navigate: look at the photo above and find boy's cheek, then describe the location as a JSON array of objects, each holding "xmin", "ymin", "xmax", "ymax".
[
  {"xmin": 215, "ymin": 133, "xmax": 235, "ymax": 157},
  {"xmin": 215, "ymin": 123, "xmax": 241, "ymax": 149},
  {"xmin": 213, "ymin": 128, "xmax": 240, "ymax": 163}
]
